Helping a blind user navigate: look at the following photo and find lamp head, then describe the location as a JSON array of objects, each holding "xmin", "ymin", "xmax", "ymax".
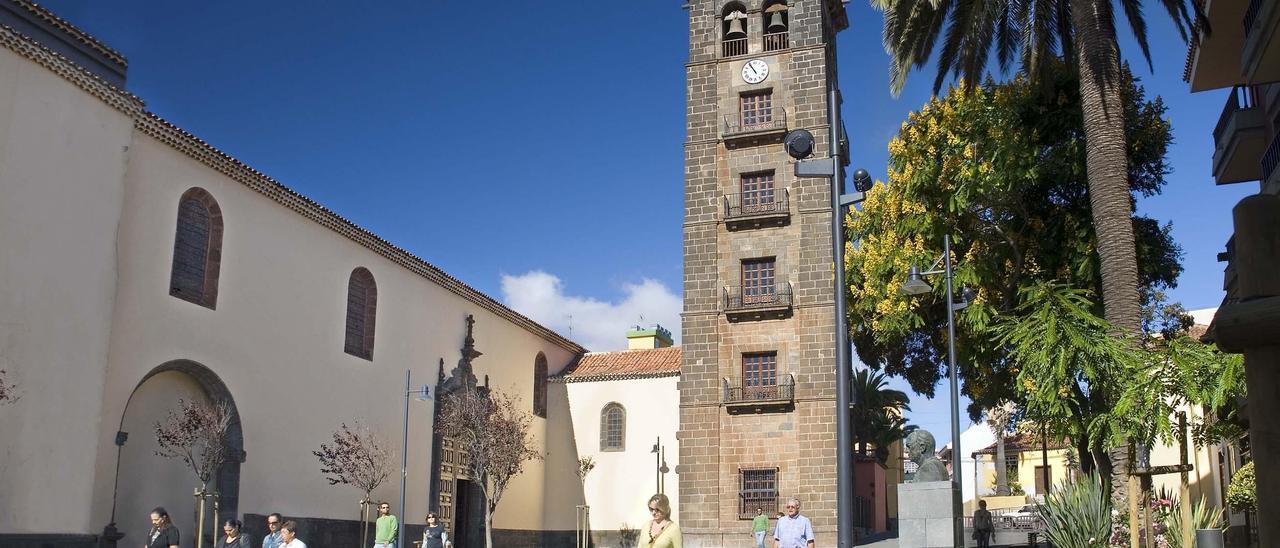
[
  {"xmin": 852, "ymin": 169, "xmax": 873, "ymax": 192},
  {"xmin": 783, "ymin": 129, "xmax": 815, "ymax": 160},
  {"xmin": 953, "ymin": 286, "xmax": 977, "ymax": 310},
  {"xmin": 900, "ymin": 265, "xmax": 933, "ymax": 296}
]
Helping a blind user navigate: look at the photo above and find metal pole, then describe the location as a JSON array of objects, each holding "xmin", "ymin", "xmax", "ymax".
[
  {"xmin": 830, "ymin": 82, "xmax": 855, "ymax": 548},
  {"xmin": 944, "ymin": 234, "xmax": 964, "ymax": 548},
  {"xmin": 400, "ymin": 369, "xmax": 410, "ymax": 548},
  {"xmin": 655, "ymin": 436, "xmax": 661, "ymax": 495}
]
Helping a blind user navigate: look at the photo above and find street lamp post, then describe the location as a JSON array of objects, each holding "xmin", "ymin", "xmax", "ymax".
[
  {"xmin": 400, "ymin": 370, "xmax": 432, "ymax": 548},
  {"xmin": 901, "ymin": 234, "xmax": 971, "ymax": 548}
]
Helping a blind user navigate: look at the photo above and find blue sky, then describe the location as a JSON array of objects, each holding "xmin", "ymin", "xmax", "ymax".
[{"xmin": 42, "ymin": 0, "xmax": 1255, "ymax": 451}]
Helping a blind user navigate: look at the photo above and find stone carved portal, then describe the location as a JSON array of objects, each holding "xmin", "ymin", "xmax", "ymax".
[{"xmin": 429, "ymin": 315, "xmax": 488, "ymax": 546}]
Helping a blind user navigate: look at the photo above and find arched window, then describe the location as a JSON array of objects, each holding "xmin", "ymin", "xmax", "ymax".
[
  {"xmin": 721, "ymin": 2, "xmax": 748, "ymax": 57},
  {"xmin": 600, "ymin": 403, "xmax": 626, "ymax": 451},
  {"xmin": 170, "ymin": 187, "xmax": 223, "ymax": 309},
  {"xmin": 533, "ymin": 353, "xmax": 548, "ymax": 418},
  {"xmin": 344, "ymin": 267, "xmax": 377, "ymax": 360},
  {"xmin": 762, "ymin": 0, "xmax": 789, "ymax": 51}
]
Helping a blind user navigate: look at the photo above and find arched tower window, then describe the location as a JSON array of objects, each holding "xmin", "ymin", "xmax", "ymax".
[
  {"xmin": 600, "ymin": 403, "xmax": 626, "ymax": 451},
  {"xmin": 533, "ymin": 353, "xmax": 548, "ymax": 418},
  {"xmin": 344, "ymin": 267, "xmax": 377, "ymax": 360},
  {"xmin": 170, "ymin": 187, "xmax": 223, "ymax": 309},
  {"xmin": 722, "ymin": 2, "xmax": 748, "ymax": 57},
  {"xmin": 762, "ymin": 0, "xmax": 789, "ymax": 51}
]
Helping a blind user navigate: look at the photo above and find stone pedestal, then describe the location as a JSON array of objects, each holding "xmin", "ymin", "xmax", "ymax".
[{"xmin": 897, "ymin": 481, "xmax": 959, "ymax": 548}]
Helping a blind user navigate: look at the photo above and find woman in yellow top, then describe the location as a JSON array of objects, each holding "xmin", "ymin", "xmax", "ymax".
[{"xmin": 642, "ymin": 493, "xmax": 682, "ymax": 548}]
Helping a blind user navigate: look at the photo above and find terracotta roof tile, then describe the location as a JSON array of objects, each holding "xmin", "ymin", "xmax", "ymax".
[
  {"xmin": 557, "ymin": 347, "xmax": 682, "ymax": 381},
  {"xmin": 972, "ymin": 433, "xmax": 1072, "ymax": 456}
]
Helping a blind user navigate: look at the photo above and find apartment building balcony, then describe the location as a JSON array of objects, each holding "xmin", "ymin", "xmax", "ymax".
[
  {"xmin": 1213, "ymin": 86, "xmax": 1266, "ymax": 184},
  {"xmin": 724, "ymin": 374, "xmax": 795, "ymax": 414},
  {"xmin": 723, "ymin": 282, "xmax": 793, "ymax": 321},
  {"xmin": 1185, "ymin": 0, "xmax": 1247, "ymax": 91},
  {"xmin": 1263, "ymin": 133, "xmax": 1280, "ymax": 191},
  {"xmin": 1243, "ymin": 0, "xmax": 1280, "ymax": 85},
  {"xmin": 724, "ymin": 188, "xmax": 790, "ymax": 230},
  {"xmin": 723, "ymin": 109, "xmax": 788, "ymax": 146}
]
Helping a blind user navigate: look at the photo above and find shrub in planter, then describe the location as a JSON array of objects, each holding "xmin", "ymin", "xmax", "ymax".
[
  {"xmin": 1037, "ymin": 472, "xmax": 1112, "ymax": 548},
  {"xmin": 1226, "ymin": 461, "xmax": 1256, "ymax": 514}
]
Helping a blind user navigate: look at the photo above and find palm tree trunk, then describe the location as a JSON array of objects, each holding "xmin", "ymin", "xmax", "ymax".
[
  {"xmin": 995, "ymin": 432, "xmax": 1009, "ymax": 496},
  {"xmin": 1072, "ymin": 0, "xmax": 1142, "ymax": 505}
]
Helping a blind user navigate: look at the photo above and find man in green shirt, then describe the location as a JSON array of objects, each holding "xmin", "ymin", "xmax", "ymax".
[
  {"xmin": 373, "ymin": 502, "xmax": 398, "ymax": 548},
  {"xmin": 752, "ymin": 507, "xmax": 769, "ymax": 548}
]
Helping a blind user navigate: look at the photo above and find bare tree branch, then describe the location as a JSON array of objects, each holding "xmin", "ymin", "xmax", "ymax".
[{"xmin": 312, "ymin": 422, "xmax": 393, "ymax": 501}]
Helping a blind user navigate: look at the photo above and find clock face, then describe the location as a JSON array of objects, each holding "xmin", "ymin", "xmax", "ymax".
[{"xmin": 741, "ymin": 59, "xmax": 769, "ymax": 84}]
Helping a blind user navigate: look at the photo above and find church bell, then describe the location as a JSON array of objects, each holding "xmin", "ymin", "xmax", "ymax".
[
  {"xmin": 724, "ymin": 11, "xmax": 747, "ymax": 38},
  {"xmin": 765, "ymin": 4, "xmax": 788, "ymax": 32}
]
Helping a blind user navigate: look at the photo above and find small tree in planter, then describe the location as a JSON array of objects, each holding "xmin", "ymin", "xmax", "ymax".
[
  {"xmin": 436, "ymin": 387, "xmax": 541, "ymax": 548},
  {"xmin": 154, "ymin": 399, "xmax": 233, "ymax": 548},
  {"xmin": 313, "ymin": 422, "xmax": 392, "ymax": 547}
]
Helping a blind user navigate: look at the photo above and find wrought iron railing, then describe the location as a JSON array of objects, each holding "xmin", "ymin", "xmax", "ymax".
[
  {"xmin": 725, "ymin": 188, "xmax": 789, "ymax": 219},
  {"xmin": 962, "ymin": 510, "xmax": 1047, "ymax": 531},
  {"xmin": 853, "ymin": 495, "xmax": 873, "ymax": 529},
  {"xmin": 724, "ymin": 109, "xmax": 787, "ymax": 136},
  {"xmin": 724, "ymin": 374, "xmax": 795, "ymax": 404},
  {"xmin": 724, "ymin": 282, "xmax": 793, "ymax": 312},
  {"xmin": 1263, "ymin": 134, "xmax": 1280, "ymax": 183},
  {"xmin": 1244, "ymin": 0, "xmax": 1262, "ymax": 36},
  {"xmin": 763, "ymin": 31, "xmax": 789, "ymax": 51},
  {"xmin": 738, "ymin": 492, "xmax": 780, "ymax": 519},
  {"xmin": 1214, "ymin": 86, "xmax": 1255, "ymax": 145},
  {"xmin": 723, "ymin": 37, "xmax": 748, "ymax": 57}
]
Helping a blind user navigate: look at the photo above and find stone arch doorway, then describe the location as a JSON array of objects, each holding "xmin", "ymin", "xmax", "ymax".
[{"xmin": 115, "ymin": 360, "xmax": 243, "ymax": 547}]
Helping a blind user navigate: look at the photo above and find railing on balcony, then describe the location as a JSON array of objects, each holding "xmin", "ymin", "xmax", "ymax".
[
  {"xmin": 1214, "ymin": 86, "xmax": 1256, "ymax": 144},
  {"xmin": 738, "ymin": 492, "xmax": 780, "ymax": 519},
  {"xmin": 723, "ymin": 37, "xmax": 748, "ymax": 57},
  {"xmin": 724, "ymin": 188, "xmax": 789, "ymax": 221},
  {"xmin": 724, "ymin": 374, "xmax": 795, "ymax": 405},
  {"xmin": 1264, "ymin": 134, "xmax": 1280, "ymax": 183},
  {"xmin": 1244, "ymin": 0, "xmax": 1262, "ymax": 36},
  {"xmin": 724, "ymin": 282, "xmax": 793, "ymax": 314},
  {"xmin": 763, "ymin": 31, "xmax": 789, "ymax": 51},
  {"xmin": 724, "ymin": 109, "xmax": 788, "ymax": 137}
]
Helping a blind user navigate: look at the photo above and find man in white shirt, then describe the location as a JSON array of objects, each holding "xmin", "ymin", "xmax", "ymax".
[
  {"xmin": 773, "ymin": 498, "xmax": 815, "ymax": 548},
  {"xmin": 279, "ymin": 521, "xmax": 306, "ymax": 548}
]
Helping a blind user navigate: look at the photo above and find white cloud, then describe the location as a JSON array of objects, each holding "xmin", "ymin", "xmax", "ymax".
[{"xmin": 500, "ymin": 270, "xmax": 682, "ymax": 351}]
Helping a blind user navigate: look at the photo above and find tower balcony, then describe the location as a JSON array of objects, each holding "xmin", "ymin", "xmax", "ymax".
[
  {"xmin": 723, "ymin": 37, "xmax": 748, "ymax": 58},
  {"xmin": 723, "ymin": 188, "xmax": 790, "ymax": 230},
  {"xmin": 762, "ymin": 31, "xmax": 789, "ymax": 52},
  {"xmin": 1263, "ymin": 133, "xmax": 1280, "ymax": 192},
  {"xmin": 1212, "ymin": 86, "xmax": 1266, "ymax": 184},
  {"xmin": 723, "ymin": 282, "xmax": 793, "ymax": 321},
  {"xmin": 722, "ymin": 110, "xmax": 788, "ymax": 146},
  {"xmin": 723, "ymin": 373, "xmax": 795, "ymax": 414}
]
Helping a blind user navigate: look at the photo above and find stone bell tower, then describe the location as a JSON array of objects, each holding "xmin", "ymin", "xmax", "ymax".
[{"xmin": 678, "ymin": 0, "xmax": 848, "ymax": 546}]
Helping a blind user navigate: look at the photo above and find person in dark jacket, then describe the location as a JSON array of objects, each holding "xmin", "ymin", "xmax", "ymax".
[{"xmin": 223, "ymin": 519, "xmax": 252, "ymax": 548}]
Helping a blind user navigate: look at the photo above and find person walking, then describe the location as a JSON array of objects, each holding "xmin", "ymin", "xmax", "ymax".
[
  {"xmin": 640, "ymin": 493, "xmax": 682, "ymax": 548},
  {"xmin": 751, "ymin": 508, "xmax": 769, "ymax": 548},
  {"xmin": 421, "ymin": 512, "xmax": 448, "ymax": 548},
  {"xmin": 222, "ymin": 519, "xmax": 251, "ymax": 548},
  {"xmin": 773, "ymin": 498, "xmax": 814, "ymax": 548},
  {"xmin": 972, "ymin": 500, "xmax": 994, "ymax": 548},
  {"xmin": 262, "ymin": 513, "xmax": 284, "ymax": 548},
  {"xmin": 373, "ymin": 502, "xmax": 398, "ymax": 548},
  {"xmin": 279, "ymin": 521, "xmax": 306, "ymax": 548},
  {"xmin": 146, "ymin": 507, "xmax": 179, "ymax": 548}
]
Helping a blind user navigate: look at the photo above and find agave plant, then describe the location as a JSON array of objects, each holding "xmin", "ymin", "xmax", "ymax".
[
  {"xmin": 1164, "ymin": 494, "xmax": 1227, "ymax": 548},
  {"xmin": 1038, "ymin": 472, "xmax": 1112, "ymax": 548}
]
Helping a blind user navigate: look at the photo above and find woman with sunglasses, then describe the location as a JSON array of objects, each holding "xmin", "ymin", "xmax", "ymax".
[
  {"xmin": 221, "ymin": 519, "xmax": 251, "ymax": 548},
  {"xmin": 421, "ymin": 513, "xmax": 448, "ymax": 548},
  {"xmin": 640, "ymin": 493, "xmax": 682, "ymax": 548}
]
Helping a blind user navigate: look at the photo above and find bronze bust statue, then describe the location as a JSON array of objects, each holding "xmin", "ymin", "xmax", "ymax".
[{"xmin": 906, "ymin": 430, "xmax": 949, "ymax": 482}]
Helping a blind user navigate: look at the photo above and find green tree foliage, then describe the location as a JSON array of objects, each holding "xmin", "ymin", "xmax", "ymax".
[
  {"xmin": 846, "ymin": 65, "xmax": 1179, "ymax": 413},
  {"xmin": 1225, "ymin": 461, "xmax": 1256, "ymax": 513},
  {"xmin": 851, "ymin": 369, "xmax": 913, "ymax": 463}
]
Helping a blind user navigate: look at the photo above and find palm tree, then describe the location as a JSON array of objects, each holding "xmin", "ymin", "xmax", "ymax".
[
  {"xmin": 852, "ymin": 368, "xmax": 912, "ymax": 463},
  {"xmin": 985, "ymin": 401, "xmax": 1019, "ymax": 496},
  {"xmin": 870, "ymin": 0, "xmax": 1203, "ymax": 339}
]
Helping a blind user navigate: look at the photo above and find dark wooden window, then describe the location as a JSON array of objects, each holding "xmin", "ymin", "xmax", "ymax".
[
  {"xmin": 740, "ymin": 468, "xmax": 779, "ymax": 517},
  {"xmin": 344, "ymin": 267, "xmax": 377, "ymax": 360},
  {"xmin": 743, "ymin": 352, "xmax": 778, "ymax": 387},
  {"xmin": 740, "ymin": 92, "xmax": 774, "ymax": 128},
  {"xmin": 741, "ymin": 258, "xmax": 777, "ymax": 304},
  {"xmin": 170, "ymin": 188, "xmax": 223, "ymax": 309},
  {"xmin": 600, "ymin": 403, "xmax": 625, "ymax": 451},
  {"xmin": 741, "ymin": 172, "xmax": 776, "ymax": 213},
  {"xmin": 1034, "ymin": 465, "xmax": 1052, "ymax": 494},
  {"xmin": 533, "ymin": 353, "xmax": 548, "ymax": 418}
]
